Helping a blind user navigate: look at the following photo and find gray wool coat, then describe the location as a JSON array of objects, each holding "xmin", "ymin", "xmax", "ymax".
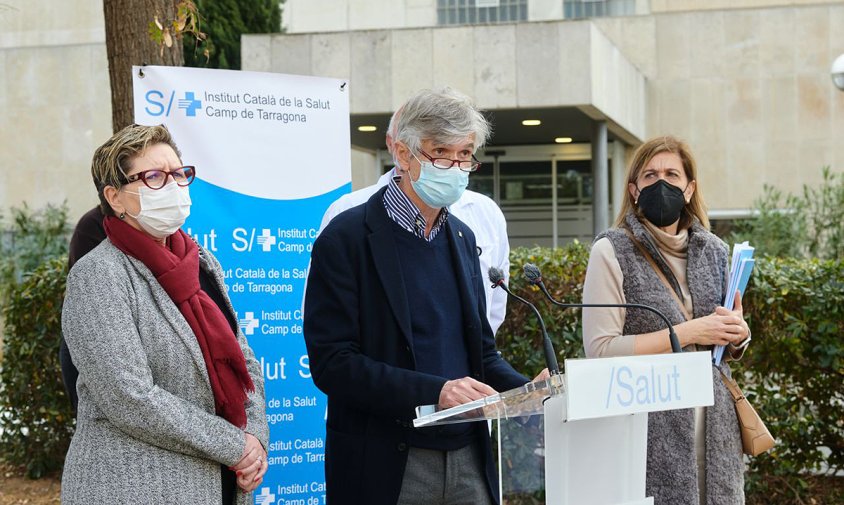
[
  {"xmin": 597, "ymin": 213, "xmax": 746, "ymax": 505},
  {"xmin": 61, "ymin": 239, "xmax": 268, "ymax": 505}
]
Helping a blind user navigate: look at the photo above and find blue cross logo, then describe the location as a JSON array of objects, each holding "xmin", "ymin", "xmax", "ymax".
[
  {"xmin": 256, "ymin": 487, "xmax": 276, "ymax": 505},
  {"xmin": 177, "ymin": 92, "xmax": 202, "ymax": 117}
]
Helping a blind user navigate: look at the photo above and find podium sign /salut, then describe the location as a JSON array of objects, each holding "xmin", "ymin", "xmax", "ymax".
[{"xmin": 564, "ymin": 352, "xmax": 714, "ymax": 421}]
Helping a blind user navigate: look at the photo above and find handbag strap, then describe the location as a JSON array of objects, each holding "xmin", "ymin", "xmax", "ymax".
[
  {"xmin": 623, "ymin": 228, "xmax": 692, "ymax": 322},
  {"xmin": 718, "ymin": 368, "xmax": 744, "ymax": 402}
]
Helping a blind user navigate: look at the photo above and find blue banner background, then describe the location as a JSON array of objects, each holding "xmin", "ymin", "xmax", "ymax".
[{"xmin": 186, "ymin": 178, "xmax": 351, "ymax": 505}]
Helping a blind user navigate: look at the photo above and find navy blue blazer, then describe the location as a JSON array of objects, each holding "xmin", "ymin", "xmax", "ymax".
[{"xmin": 304, "ymin": 187, "xmax": 528, "ymax": 505}]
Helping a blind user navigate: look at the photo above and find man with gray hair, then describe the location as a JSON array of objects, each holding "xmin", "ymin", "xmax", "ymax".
[
  {"xmin": 318, "ymin": 101, "xmax": 510, "ymax": 336},
  {"xmin": 304, "ymin": 88, "xmax": 533, "ymax": 505}
]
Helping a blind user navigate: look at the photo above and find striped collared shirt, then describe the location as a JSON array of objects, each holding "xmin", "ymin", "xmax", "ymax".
[{"xmin": 383, "ymin": 176, "xmax": 448, "ymax": 242}]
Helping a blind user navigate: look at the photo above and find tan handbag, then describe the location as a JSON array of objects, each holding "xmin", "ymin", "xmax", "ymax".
[
  {"xmin": 624, "ymin": 228, "xmax": 775, "ymax": 456},
  {"xmin": 717, "ymin": 369, "xmax": 776, "ymax": 456}
]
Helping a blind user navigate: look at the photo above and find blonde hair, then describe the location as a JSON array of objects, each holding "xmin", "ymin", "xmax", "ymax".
[
  {"xmin": 615, "ymin": 135, "xmax": 709, "ymax": 230},
  {"xmin": 90, "ymin": 124, "xmax": 182, "ymax": 216}
]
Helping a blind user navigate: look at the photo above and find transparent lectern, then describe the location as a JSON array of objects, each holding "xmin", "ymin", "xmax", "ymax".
[{"xmin": 414, "ymin": 352, "xmax": 715, "ymax": 505}]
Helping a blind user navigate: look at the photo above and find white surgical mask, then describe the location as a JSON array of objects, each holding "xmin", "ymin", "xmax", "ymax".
[{"xmin": 124, "ymin": 182, "xmax": 191, "ymax": 239}]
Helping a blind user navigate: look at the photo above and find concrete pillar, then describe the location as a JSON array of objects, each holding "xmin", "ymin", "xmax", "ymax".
[
  {"xmin": 491, "ymin": 153, "xmax": 502, "ymax": 205},
  {"xmin": 551, "ymin": 157, "xmax": 559, "ymax": 249},
  {"xmin": 591, "ymin": 121, "xmax": 609, "ymax": 236},
  {"xmin": 610, "ymin": 140, "xmax": 627, "ymax": 222}
]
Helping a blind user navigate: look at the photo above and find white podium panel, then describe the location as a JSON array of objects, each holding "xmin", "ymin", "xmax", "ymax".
[{"xmin": 544, "ymin": 395, "xmax": 648, "ymax": 505}]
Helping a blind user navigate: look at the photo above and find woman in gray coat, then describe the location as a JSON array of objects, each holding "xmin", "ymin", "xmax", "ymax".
[
  {"xmin": 582, "ymin": 136, "xmax": 751, "ymax": 504},
  {"xmin": 61, "ymin": 124, "xmax": 269, "ymax": 505}
]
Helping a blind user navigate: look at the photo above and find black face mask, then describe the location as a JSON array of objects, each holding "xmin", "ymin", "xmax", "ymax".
[{"xmin": 636, "ymin": 179, "xmax": 687, "ymax": 227}]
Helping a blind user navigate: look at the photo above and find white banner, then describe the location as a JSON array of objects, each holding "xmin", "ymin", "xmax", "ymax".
[
  {"xmin": 133, "ymin": 65, "xmax": 351, "ymax": 505},
  {"xmin": 564, "ymin": 352, "xmax": 714, "ymax": 421}
]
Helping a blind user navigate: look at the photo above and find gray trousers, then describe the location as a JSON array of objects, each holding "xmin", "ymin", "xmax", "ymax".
[{"xmin": 396, "ymin": 443, "xmax": 494, "ymax": 505}]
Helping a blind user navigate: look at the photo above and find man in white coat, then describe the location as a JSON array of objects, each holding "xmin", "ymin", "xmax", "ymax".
[{"xmin": 319, "ymin": 105, "xmax": 510, "ymax": 334}]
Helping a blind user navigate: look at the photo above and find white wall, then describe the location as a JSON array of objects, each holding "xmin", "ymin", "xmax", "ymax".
[
  {"xmin": 283, "ymin": 0, "xmax": 437, "ymax": 33},
  {"xmin": 253, "ymin": 3, "xmax": 844, "ymax": 211},
  {"xmin": 594, "ymin": 4, "xmax": 844, "ymax": 210},
  {"xmin": 0, "ymin": 0, "xmax": 111, "ymax": 222},
  {"xmin": 243, "ymin": 21, "xmax": 647, "ymax": 140},
  {"xmin": 4, "ymin": 0, "xmax": 844, "ymax": 220}
]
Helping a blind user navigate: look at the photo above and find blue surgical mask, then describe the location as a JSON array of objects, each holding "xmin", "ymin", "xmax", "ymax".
[{"xmin": 409, "ymin": 154, "xmax": 469, "ymax": 208}]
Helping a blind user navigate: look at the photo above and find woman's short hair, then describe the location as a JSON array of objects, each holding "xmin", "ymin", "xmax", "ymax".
[
  {"xmin": 90, "ymin": 124, "xmax": 182, "ymax": 216},
  {"xmin": 615, "ymin": 135, "xmax": 709, "ymax": 230},
  {"xmin": 394, "ymin": 87, "xmax": 490, "ymax": 153}
]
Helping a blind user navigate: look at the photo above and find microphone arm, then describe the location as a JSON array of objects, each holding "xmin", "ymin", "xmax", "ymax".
[
  {"xmin": 523, "ymin": 263, "xmax": 683, "ymax": 354},
  {"xmin": 488, "ymin": 267, "xmax": 560, "ymax": 375}
]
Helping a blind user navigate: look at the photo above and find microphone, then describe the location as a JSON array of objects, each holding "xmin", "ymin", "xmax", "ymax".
[
  {"xmin": 523, "ymin": 263, "xmax": 683, "ymax": 354},
  {"xmin": 488, "ymin": 267, "xmax": 560, "ymax": 375}
]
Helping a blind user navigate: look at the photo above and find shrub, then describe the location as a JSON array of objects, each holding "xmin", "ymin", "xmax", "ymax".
[
  {"xmin": 496, "ymin": 242, "xmax": 591, "ymax": 379},
  {"xmin": 0, "ymin": 203, "xmax": 71, "ymax": 305},
  {"xmin": 727, "ymin": 185, "xmax": 806, "ymax": 258},
  {"xmin": 799, "ymin": 167, "xmax": 844, "ymax": 259},
  {"xmin": 0, "ymin": 203, "xmax": 71, "ymax": 477},
  {"xmin": 0, "ymin": 257, "xmax": 74, "ymax": 478},
  {"xmin": 738, "ymin": 256, "xmax": 844, "ymax": 503},
  {"xmin": 497, "ymin": 246, "xmax": 844, "ymax": 504},
  {"xmin": 730, "ymin": 167, "xmax": 844, "ymax": 260}
]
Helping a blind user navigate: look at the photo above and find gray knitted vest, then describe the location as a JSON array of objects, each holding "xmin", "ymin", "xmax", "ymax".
[{"xmin": 597, "ymin": 213, "xmax": 745, "ymax": 505}]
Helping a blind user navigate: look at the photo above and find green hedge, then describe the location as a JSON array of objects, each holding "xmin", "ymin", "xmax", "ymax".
[
  {"xmin": 739, "ymin": 256, "xmax": 844, "ymax": 503},
  {"xmin": 0, "ymin": 203, "xmax": 70, "ymax": 305},
  {"xmin": 0, "ymin": 257, "xmax": 74, "ymax": 478},
  {"xmin": 499, "ymin": 245, "xmax": 843, "ymax": 504},
  {"xmin": 496, "ymin": 243, "xmax": 591, "ymax": 378}
]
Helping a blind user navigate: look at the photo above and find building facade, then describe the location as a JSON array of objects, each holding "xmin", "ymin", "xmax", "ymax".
[
  {"xmin": 2, "ymin": 0, "xmax": 843, "ymax": 247},
  {"xmin": 0, "ymin": 0, "xmax": 111, "ymax": 221},
  {"xmin": 247, "ymin": 0, "xmax": 844, "ymax": 246}
]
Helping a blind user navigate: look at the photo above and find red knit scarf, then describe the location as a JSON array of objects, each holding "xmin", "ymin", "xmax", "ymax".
[{"xmin": 104, "ymin": 216, "xmax": 254, "ymax": 428}]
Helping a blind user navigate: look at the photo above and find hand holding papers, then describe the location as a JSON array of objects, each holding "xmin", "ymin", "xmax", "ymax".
[{"xmin": 714, "ymin": 242, "xmax": 755, "ymax": 365}]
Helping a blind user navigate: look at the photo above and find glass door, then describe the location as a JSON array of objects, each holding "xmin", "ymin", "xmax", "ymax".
[{"xmin": 474, "ymin": 145, "xmax": 598, "ymax": 248}]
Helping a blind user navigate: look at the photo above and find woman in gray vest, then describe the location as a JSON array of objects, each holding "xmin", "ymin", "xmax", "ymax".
[{"xmin": 582, "ymin": 135, "xmax": 751, "ymax": 504}]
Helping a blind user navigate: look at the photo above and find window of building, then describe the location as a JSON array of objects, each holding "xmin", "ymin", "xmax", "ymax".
[
  {"xmin": 563, "ymin": 0, "xmax": 635, "ymax": 19},
  {"xmin": 437, "ymin": 0, "xmax": 528, "ymax": 26}
]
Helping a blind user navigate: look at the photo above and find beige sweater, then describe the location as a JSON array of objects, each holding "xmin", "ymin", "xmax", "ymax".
[{"xmin": 583, "ymin": 223, "xmax": 694, "ymax": 358}]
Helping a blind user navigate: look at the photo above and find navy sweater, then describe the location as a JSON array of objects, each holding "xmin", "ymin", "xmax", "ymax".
[{"xmin": 393, "ymin": 220, "xmax": 475, "ymax": 450}]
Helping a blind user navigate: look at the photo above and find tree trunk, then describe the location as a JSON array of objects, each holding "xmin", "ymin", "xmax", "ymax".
[{"xmin": 103, "ymin": 0, "xmax": 184, "ymax": 133}]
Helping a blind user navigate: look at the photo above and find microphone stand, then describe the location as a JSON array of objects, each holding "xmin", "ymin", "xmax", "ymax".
[
  {"xmin": 489, "ymin": 269, "xmax": 560, "ymax": 375},
  {"xmin": 524, "ymin": 264, "xmax": 683, "ymax": 354}
]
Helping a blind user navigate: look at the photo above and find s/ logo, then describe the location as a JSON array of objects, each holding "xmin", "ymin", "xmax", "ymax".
[{"xmin": 144, "ymin": 89, "xmax": 174, "ymax": 117}]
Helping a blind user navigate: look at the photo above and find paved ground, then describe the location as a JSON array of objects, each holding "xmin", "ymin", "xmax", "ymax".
[
  {"xmin": 0, "ymin": 465, "xmax": 60, "ymax": 505},
  {"xmin": 0, "ymin": 461, "xmax": 840, "ymax": 504}
]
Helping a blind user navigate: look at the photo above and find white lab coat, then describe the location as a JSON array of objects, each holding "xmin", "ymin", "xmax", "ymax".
[{"xmin": 318, "ymin": 170, "xmax": 510, "ymax": 335}]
